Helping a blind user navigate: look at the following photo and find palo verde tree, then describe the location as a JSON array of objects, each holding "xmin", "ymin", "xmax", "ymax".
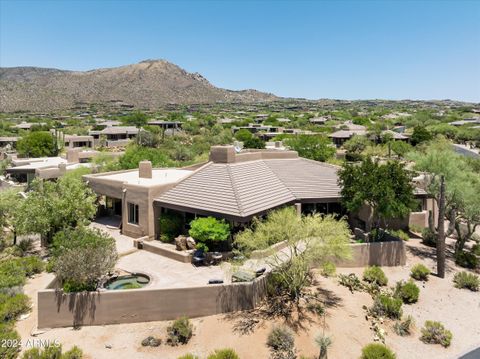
[
  {"xmin": 15, "ymin": 169, "xmax": 97, "ymax": 245},
  {"xmin": 285, "ymin": 134, "xmax": 336, "ymax": 162},
  {"xmin": 338, "ymin": 157, "xmax": 416, "ymax": 233},
  {"xmin": 16, "ymin": 131, "xmax": 56, "ymax": 158},
  {"xmin": 409, "ymin": 139, "xmax": 480, "ymax": 255}
]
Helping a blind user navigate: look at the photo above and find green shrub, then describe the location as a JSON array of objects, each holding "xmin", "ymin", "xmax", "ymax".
[
  {"xmin": 0, "ymin": 293, "xmax": 31, "ymax": 322},
  {"xmin": 167, "ymin": 316, "xmax": 193, "ymax": 345},
  {"xmin": 0, "ymin": 260, "xmax": 26, "ymax": 289},
  {"xmin": 189, "ymin": 217, "xmax": 230, "ymax": 250},
  {"xmin": 393, "ymin": 315, "xmax": 415, "ymax": 336},
  {"xmin": 389, "ymin": 229, "xmax": 409, "ymax": 241},
  {"xmin": 409, "ymin": 224, "xmax": 423, "ymax": 234},
  {"xmin": 360, "ymin": 343, "xmax": 396, "ymax": 359},
  {"xmin": 420, "ymin": 321, "xmax": 452, "ymax": 347},
  {"xmin": 363, "ymin": 266, "xmax": 388, "ymax": 286},
  {"xmin": 338, "ymin": 273, "xmax": 363, "ymax": 292},
  {"xmin": 321, "ymin": 261, "xmax": 336, "ymax": 277},
  {"xmin": 62, "ymin": 346, "xmax": 83, "ymax": 359},
  {"xmin": 41, "ymin": 344, "xmax": 62, "ymax": 359},
  {"xmin": 421, "ymin": 228, "xmax": 436, "ymax": 247},
  {"xmin": 177, "ymin": 355, "xmax": 199, "ymax": 359},
  {"xmin": 22, "ymin": 347, "xmax": 41, "ymax": 359},
  {"xmin": 394, "ymin": 281, "xmax": 420, "ymax": 304},
  {"xmin": 266, "ymin": 325, "xmax": 296, "ymax": 359},
  {"xmin": 370, "ymin": 294, "xmax": 403, "ymax": 319},
  {"xmin": 410, "ymin": 264, "xmax": 430, "ymax": 281},
  {"xmin": 0, "ymin": 323, "xmax": 21, "ymax": 359},
  {"xmin": 453, "ymin": 271, "xmax": 480, "ymax": 291},
  {"xmin": 62, "ymin": 280, "xmax": 96, "ymax": 293},
  {"xmin": 207, "ymin": 348, "xmax": 240, "ymax": 359},
  {"xmin": 159, "ymin": 212, "xmax": 184, "ymax": 243},
  {"xmin": 16, "ymin": 239, "xmax": 34, "ymax": 254},
  {"xmin": 472, "ymin": 243, "xmax": 480, "ymax": 256},
  {"xmin": 455, "ymin": 251, "xmax": 478, "ymax": 269},
  {"xmin": 22, "ymin": 345, "xmax": 83, "ymax": 359},
  {"xmin": 17, "ymin": 256, "xmax": 44, "ymax": 276}
]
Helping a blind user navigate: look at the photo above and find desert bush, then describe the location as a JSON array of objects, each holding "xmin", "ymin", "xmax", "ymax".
[
  {"xmin": 394, "ymin": 281, "xmax": 420, "ymax": 304},
  {"xmin": 370, "ymin": 294, "xmax": 403, "ymax": 319},
  {"xmin": 0, "ymin": 293, "xmax": 30, "ymax": 322},
  {"xmin": 189, "ymin": 217, "xmax": 230, "ymax": 252},
  {"xmin": 393, "ymin": 315, "xmax": 415, "ymax": 336},
  {"xmin": 455, "ymin": 251, "xmax": 478, "ymax": 269},
  {"xmin": 62, "ymin": 346, "xmax": 84, "ymax": 359},
  {"xmin": 453, "ymin": 271, "xmax": 480, "ymax": 291},
  {"xmin": 40, "ymin": 344, "xmax": 62, "ymax": 359},
  {"xmin": 321, "ymin": 261, "xmax": 336, "ymax": 277},
  {"xmin": 177, "ymin": 355, "xmax": 199, "ymax": 359},
  {"xmin": 360, "ymin": 343, "xmax": 396, "ymax": 359},
  {"xmin": 159, "ymin": 212, "xmax": 184, "ymax": 243},
  {"xmin": 266, "ymin": 325, "xmax": 296, "ymax": 359},
  {"xmin": 421, "ymin": 228, "xmax": 436, "ymax": 247},
  {"xmin": 0, "ymin": 260, "xmax": 26, "ymax": 289},
  {"xmin": 409, "ymin": 224, "xmax": 423, "ymax": 234},
  {"xmin": 16, "ymin": 256, "xmax": 44, "ymax": 276},
  {"xmin": 389, "ymin": 229, "xmax": 409, "ymax": 241},
  {"xmin": 16, "ymin": 239, "xmax": 34, "ymax": 254},
  {"xmin": 306, "ymin": 302, "xmax": 325, "ymax": 317},
  {"xmin": 167, "ymin": 316, "xmax": 193, "ymax": 345},
  {"xmin": 315, "ymin": 334, "xmax": 332, "ymax": 359},
  {"xmin": 472, "ymin": 243, "xmax": 480, "ymax": 256},
  {"xmin": 420, "ymin": 321, "xmax": 452, "ymax": 347},
  {"xmin": 363, "ymin": 266, "xmax": 388, "ymax": 286},
  {"xmin": 207, "ymin": 348, "xmax": 240, "ymax": 359},
  {"xmin": 141, "ymin": 336, "xmax": 161, "ymax": 347},
  {"xmin": 410, "ymin": 264, "xmax": 430, "ymax": 281},
  {"xmin": 52, "ymin": 227, "xmax": 117, "ymax": 292},
  {"xmin": 338, "ymin": 273, "xmax": 363, "ymax": 292},
  {"xmin": 0, "ymin": 323, "xmax": 21, "ymax": 359}
]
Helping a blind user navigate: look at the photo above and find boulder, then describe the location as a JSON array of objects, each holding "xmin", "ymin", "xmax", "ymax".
[
  {"xmin": 186, "ymin": 236, "xmax": 196, "ymax": 250},
  {"xmin": 175, "ymin": 235, "xmax": 188, "ymax": 251}
]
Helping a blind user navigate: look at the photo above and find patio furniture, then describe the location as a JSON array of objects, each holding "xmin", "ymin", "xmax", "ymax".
[
  {"xmin": 255, "ymin": 267, "xmax": 267, "ymax": 277},
  {"xmin": 208, "ymin": 279, "xmax": 224, "ymax": 284},
  {"xmin": 192, "ymin": 249, "xmax": 206, "ymax": 266},
  {"xmin": 232, "ymin": 270, "xmax": 256, "ymax": 283},
  {"xmin": 210, "ymin": 251, "xmax": 223, "ymax": 265}
]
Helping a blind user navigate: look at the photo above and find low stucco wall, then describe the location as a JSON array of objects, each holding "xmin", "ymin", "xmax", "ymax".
[
  {"xmin": 334, "ymin": 238, "xmax": 406, "ymax": 267},
  {"xmin": 38, "ymin": 275, "xmax": 268, "ymax": 329}
]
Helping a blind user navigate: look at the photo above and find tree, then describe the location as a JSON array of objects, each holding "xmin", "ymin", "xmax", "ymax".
[
  {"xmin": 390, "ymin": 140, "xmax": 412, "ymax": 158},
  {"xmin": 15, "ymin": 174, "xmax": 96, "ymax": 245},
  {"xmin": 0, "ymin": 189, "xmax": 22, "ymax": 244},
  {"xmin": 235, "ymin": 207, "xmax": 351, "ymax": 302},
  {"xmin": 122, "ymin": 111, "xmax": 148, "ymax": 145},
  {"xmin": 285, "ymin": 135, "xmax": 335, "ymax": 162},
  {"xmin": 189, "ymin": 217, "xmax": 230, "ymax": 252},
  {"xmin": 411, "ymin": 126, "xmax": 433, "ymax": 146},
  {"xmin": 338, "ymin": 157, "xmax": 416, "ymax": 232},
  {"xmin": 437, "ymin": 176, "xmax": 446, "ymax": 278},
  {"xmin": 16, "ymin": 131, "xmax": 55, "ymax": 157},
  {"xmin": 52, "ymin": 227, "xmax": 118, "ymax": 291},
  {"xmin": 118, "ymin": 145, "xmax": 175, "ymax": 169},
  {"xmin": 408, "ymin": 140, "xmax": 480, "ymax": 255},
  {"xmin": 343, "ymin": 135, "xmax": 371, "ymax": 161},
  {"xmin": 244, "ymin": 136, "xmax": 266, "ymax": 149},
  {"xmin": 234, "ymin": 129, "xmax": 253, "ymax": 142}
]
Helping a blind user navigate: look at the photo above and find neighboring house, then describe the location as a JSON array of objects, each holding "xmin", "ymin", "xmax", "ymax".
[
  {"xmin": 64, "ymin": 135, "xmax": 94, "ymax": 149},
  {"xmin": 84, "ymin": 145, "xmax": 433, "ymax": 240},
  {"xmin": 89, "ymin": 126, "xmax": 139, "ymax": 147},
  {"xmin": 232, "ymin": 123, "xmax": 282, "ymax": 134},
  {"xmin": 147, "ymin": 120, "xmax": 182, "ymax": 130},
  {"xmin": 0, "ymin": 136, "xmax": 19, "ymax": 149},
  {"xmin": 330, "ymin": 121, "xmax": 368, "ymax": 147},
  {"xmin": 449, "ymin": 118, "xmax": 480, "ymax": 126},
  {"xmin": 13, "ymin": 122, "xmax": 46, "ymax": 130},
  {"xmin": 309, "ymin": 117, "xmax": 328, "ymax": 125}
]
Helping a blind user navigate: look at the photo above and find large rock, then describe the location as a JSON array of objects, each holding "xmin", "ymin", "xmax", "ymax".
[
  {"xmin": 174, "ymin": 235, "xmax": 188, "ymax": 251},
  {"xmin": 186, "ymin": 236, "xmax": 196, "ymax": 250}
]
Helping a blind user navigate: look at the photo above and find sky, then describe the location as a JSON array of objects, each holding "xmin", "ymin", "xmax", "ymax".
[{"xmin": 1, "ymin": 0, "xmax": 479, "ymax": 102}]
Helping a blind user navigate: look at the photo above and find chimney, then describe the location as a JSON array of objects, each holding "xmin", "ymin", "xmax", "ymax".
[
  {"xmin": 139, "ymin": 160, "xmax": 152, "ymax": 179},
  {"xmin": 66, "ymin": 148, "xmax": 80, "ymax": 163},
  {"xmin": 209, "ymin": 145, "xmax": 236, "ymax": 163},
  {"xmin": 58, "ymin": 163, "xmax": 67, "ymax": 174}
]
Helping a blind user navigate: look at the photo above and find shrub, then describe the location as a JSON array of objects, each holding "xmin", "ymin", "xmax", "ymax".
[
  {"xmin": 393, "ymin": 315, "xmax": 415, "ymax": 336},
  {"xmin": 306, "ymin": 302, "xmax": 325, "ymax": 317},
  {"xmin": 167, "ymin": 316, "xmax": 193, "ymax": 345},
  {"xmin": 420, "ymin": 321, "xmax": 452, "ymax": 347},
  {"xmin": 189, "ymin": 217, "xmax": 230, "ymax": 246},
  {"xmin": 455, "ymin": 251, "xmax": 478, "ymax": 269},
  {"xmin": 389, "ymin": 229, "xmax": 409, "ymax": 241},
  {"xmin": 472, "ymin": 243, "xmax": 480, "ymax": 256},
  {"xmin": 16, "ymin": 239, "xmax": 34, "ymax": 254},
  {"xmin": 0, "ymin": 260, "xmax": 26, "ymax": 289},
  {"xmin": 0, "ymin": 323, "xmax": 21, "ymax": 359},
  {"xmin": 159, "ymin": 212, "xmax": 184, "ymax": 243},
  {"xmin": 315, "ymin": 334, "xmax": 332, "ymax": 359},
  {"xmin": 141, "ymin": 336, "xmax": 161, "ymax": 347},
  {"xmin": 421, "ymin": 228, "xmax": 436, "ymax": 247},
  {"xmin": 363, "ymin": 266, "xmax": 388, "ymax": 286},
  {"xmin": 409, "ymin": 224, "xmax": 423, "ymax": 234},
  {"xmin": 0, "ymin": 293, "xmax": 31, "ymax": 322},
  {"xmin": 394, "ymin": 281, "xmax": 420, "ymax": 304},
  {"xmin": 177, "ymin": 355, "xmax": 199, "ymax": 359},
  {"xmin": 410, "ymin": 264, "xmax": 430, "ymax": 281},
  {"xmin": 266, "ymin": 325, "xmax": 296, "ymax": 359},
  {"xmin": 321, "ymin": 261, "xmax": 336, "ymax": 277},
  {"xmin": 207, "ymin": 348, "xmax": 240, "ymax": 359},
  {"xmin": 453, "ymin": 271, "xmax": 480, "ymax": 291},
  {"xmin": 370, "ymin": 294, "xmax": 403, "ymax": 319},
  {"xmin": 62, "ymin": 346, "xmax": 84, "ymax": 359},
  {"xmin": 52, "ymin": 227, "xmax": 118, "ymax": 292},
  {"xmin": 40, "ymin": 344, "xmax": 62, "ymax": 359},
  {"xmin": 17, "ymin": 256, "xmax": 44, "ymax": 276},
  {"xmin": 338, "ymin": 273, "xmax": 363, "ymax": 293},
  {"xmin": 21, "ymin": 347, "xmax": 41, "ymax": 359},
  {"xmin": 360, "ymin": 343, "xmax": 396, "ymax": 359}
]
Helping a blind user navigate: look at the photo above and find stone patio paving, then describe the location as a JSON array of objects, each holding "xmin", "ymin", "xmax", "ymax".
[{"xmin": 89, "ymin": 216, "xmax": 136, "ymax": 256}]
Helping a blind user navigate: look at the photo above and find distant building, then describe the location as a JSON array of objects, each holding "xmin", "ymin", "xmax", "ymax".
[
  {"xmin": 89, "ymin": 126, "xmax": 139, "ymax": 147},
  {"xmin": 64, "ymin": 135, "xmax": 94, "ymax": 149}
]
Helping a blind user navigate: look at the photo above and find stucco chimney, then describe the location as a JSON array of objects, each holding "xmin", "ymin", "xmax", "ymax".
[
  {"xmin": 66, "ymin": 148, "xmax": 80, "ymax": 163},
  {"xmin": 58, "ymin": 163, "xmax": 67, "ymax": 174},
  {"xmin": 209, "ymin": 145, "xmax": 236, "ymax": 163},
  {"xmin": 139, "ymin": 160, "xmax": 152, "ymax": 179}
]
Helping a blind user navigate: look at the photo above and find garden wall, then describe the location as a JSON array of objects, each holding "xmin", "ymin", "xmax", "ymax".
[
  {"xmin": 334, "ymin": 238, "xmax": 406, "ymax": 267},
  {"xmin": 37, "ymin": 275, "xmax": 268, "ymax": 329}
]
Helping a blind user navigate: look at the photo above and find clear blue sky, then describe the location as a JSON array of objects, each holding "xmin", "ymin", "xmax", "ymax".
[{"xmin": 1, "ymin": 0, "xmax": 479, "ymax": 102}]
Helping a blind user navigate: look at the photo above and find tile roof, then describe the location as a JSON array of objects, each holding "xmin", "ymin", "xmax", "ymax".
[{"xmin": 155, "ymin": 158, "xmax": 341, "ymax": 220}]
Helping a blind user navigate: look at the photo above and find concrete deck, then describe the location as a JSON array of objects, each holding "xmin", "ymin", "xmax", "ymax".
[{"xmin": 89, "ymin": 217, "xmax": 136, "ymax": 256}]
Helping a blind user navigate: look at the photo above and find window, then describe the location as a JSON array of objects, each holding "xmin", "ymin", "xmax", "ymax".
[{"xmin": 128, "ymin": 203, "xmax": 139, "ymax": 225}]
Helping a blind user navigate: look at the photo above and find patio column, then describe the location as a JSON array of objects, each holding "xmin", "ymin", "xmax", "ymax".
[{"xmin": 295, "ymin": 202, "xmax": 302, "ymax": 217}]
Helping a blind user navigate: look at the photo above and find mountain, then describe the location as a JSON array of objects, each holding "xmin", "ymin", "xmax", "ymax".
[{"xmin": 0, "ymin": 60, "xmax": 279, "ymax": 112}]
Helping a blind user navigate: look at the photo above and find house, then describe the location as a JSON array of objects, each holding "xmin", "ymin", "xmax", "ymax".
[
  {"xmin": 309, "ymin": 117, "xmax": 328, "ymax": 125},
  {"xmin": 64, "ymin": 135, "xmax": 94, "ymax": 149},
  {"xmin": 449, "ymin": 118, "xmax": 480, "ymax": 126},
  {"xmin": 13, "ymin": 122, "xmax": 47, "ymax": 130},
  {"xmin": 147, "ymin": 120, "xmax": 182, "ymax": 130},
  {"xmin": 89, "ymin": 126, "xmax": 139, "ymax": 147},
  {"xmin": 329, "ymin": 122, "xmax": 368, "ymax": 147},
  {"xmin": 0, "ymin": 137, "xmax": 19, "ymax": 149}
]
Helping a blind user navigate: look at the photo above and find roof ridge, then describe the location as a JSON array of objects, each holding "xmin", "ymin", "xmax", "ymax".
[
  {"xmin": 262, "ymin": 159, "xmax": 297, "ymax": 200},
  {"xmin": 226, "ymin": 164, "xmax": 245, "ymax": 216}
]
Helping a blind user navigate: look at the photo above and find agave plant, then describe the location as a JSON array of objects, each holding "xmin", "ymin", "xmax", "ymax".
[{"xmin": 315, "ymin": 334, "xmax": 332, "ymax": 359}]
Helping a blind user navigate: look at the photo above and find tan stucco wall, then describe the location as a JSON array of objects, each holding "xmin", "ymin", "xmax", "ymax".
[
  {"xmin": 37, "ymin": 276, "xmax": 268, "ymax": 328},
  {"xmin": 334, "ymin": 239, "xmax": 407, "ymax": 267}
]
